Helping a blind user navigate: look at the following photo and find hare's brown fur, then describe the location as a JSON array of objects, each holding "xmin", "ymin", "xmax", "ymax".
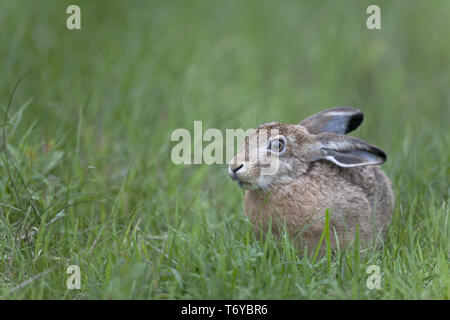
[
  {"xmin": 244, "ymin": 160, "xmax": 394, "ymax": 249},
  {"xmin": 229, "ymin": 107, "xmax": 394, "ymax": 251}
]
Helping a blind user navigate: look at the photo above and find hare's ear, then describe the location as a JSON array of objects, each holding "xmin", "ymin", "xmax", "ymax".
[
  {"xmin": 308, "ymin": 133, "xmax": 386, "ymax": 167},
  {"xmin": 299, "ymin": 107, "xmax": 363, "ymax": 135}
]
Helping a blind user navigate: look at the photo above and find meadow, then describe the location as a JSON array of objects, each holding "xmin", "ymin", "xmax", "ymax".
[{"xmin": 0, "ymin": 0, "xmax": 448, "ymax": 299}]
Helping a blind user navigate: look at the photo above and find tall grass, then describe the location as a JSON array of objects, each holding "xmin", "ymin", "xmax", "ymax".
[{"xmin": 0, "ymin": 0, "xmax": 448, "ymax": 299}]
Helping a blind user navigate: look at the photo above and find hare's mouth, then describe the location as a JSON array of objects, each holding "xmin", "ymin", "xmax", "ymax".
[
  {"xmin": 228, "ymin": 163, "xmax": 261, "ymax": 190},
  {"xmin": 229, "ymin": 172, "xmax": 256, "ymax": 190}
]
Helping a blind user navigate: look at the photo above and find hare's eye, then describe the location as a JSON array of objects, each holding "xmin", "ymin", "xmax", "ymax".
[{"xmin": 269, "ymin": 138, "xmax": 285, "ymax": 153}]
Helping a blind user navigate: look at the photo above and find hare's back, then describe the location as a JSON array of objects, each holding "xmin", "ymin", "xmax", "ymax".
[{"xmin": 339, "ymin": 164, "xmax": 394, "ymax": 230}]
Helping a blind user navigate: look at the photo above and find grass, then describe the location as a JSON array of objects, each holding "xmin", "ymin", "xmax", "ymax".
[{"xmin": 0, "ymin": 0, "xmax": 448, "ymax": 299}]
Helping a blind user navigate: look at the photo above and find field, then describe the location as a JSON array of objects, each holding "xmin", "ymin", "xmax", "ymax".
[{"xmin": 0, "ymin": 0, "xmax": 448, "ymax": 299}]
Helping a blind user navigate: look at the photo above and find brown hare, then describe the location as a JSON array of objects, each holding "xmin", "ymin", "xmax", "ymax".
[{"xmin": 228, "ymin": 107, "xmax": 394, "ymax": 251}]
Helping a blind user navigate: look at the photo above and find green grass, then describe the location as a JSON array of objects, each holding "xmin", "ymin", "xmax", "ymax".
[{"xmin": 0, "ymin": 0, "xmax": 448, "ymax": 299}]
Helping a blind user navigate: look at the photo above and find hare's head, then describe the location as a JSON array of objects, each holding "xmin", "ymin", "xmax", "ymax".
[{"xmin": 228, "ymin": 107, "xmax": 387, "ymax": 191}]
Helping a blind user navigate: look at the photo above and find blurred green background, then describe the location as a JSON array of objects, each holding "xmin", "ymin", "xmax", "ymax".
[{"xmin": 0, "ymin": 0, "xmax": 448, "ymax": 299}]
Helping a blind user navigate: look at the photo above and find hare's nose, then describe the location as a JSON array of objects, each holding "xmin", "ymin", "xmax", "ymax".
[{"xmin": 230, "ymin": 163, "xmax": 244, "ymax": 173}]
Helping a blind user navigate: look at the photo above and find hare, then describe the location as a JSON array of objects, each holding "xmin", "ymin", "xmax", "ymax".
[{"xmin": 228, "ymin": 107, "xmax": 394, "ymax": 251}]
